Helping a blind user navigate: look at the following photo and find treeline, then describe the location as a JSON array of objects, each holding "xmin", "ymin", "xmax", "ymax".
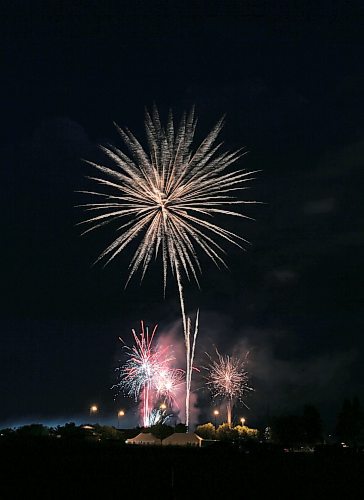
[
  {"xmin": 1, "ymin": 398, "xmax": 363, "ymax": 449},
  {"xmin": 196, "ymin": 422, "xmax": 258, "ymax": 441},
  {"xmin": 0, "ymin": 422, "xmax": 124, "ymax": 443},
  {"xmin": 0, "ymin": 422, "xmax": 187, "ymax": 444},
  {"xmin": 267, "ymin": 404, "xmax": 323, "ymax": 447},
  {"xmin": 196, "ymin": 398, "xmax": 364, "ymax": 448},
  {"xmin": 268, "ymin": 398, "xmax": 364, "ymax": 448}
]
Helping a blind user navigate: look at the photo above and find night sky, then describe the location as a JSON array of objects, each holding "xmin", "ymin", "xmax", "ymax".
[{"xmin": 1, "ymin": 1, "xmax": 363, "ymax": 430}]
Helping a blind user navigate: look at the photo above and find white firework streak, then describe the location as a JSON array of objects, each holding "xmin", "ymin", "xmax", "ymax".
[
  {"xmin": 78, "ymin": 106, "xmax": 259, "ymax": 428},
  {"xmin": 205, "ymin": 348, "xmax": 253, "ymax": 426}
]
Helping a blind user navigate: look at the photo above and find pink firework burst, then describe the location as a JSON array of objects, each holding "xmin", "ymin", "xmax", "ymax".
[
  {"xmin": 154, "ymin": 367, "xmax": 185, "ymax": 408},
  {"xmin": 115, "ymin": 321, "xmax": 174, "ymax": 427},
  {"xmin": 206, "ymin": 348, "xmax": 252, "ymax": 426}
]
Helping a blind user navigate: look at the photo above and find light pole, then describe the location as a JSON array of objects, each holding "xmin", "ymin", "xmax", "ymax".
[
  {"xmin": 117, "ymin": 410, "xmax": 125, "ymax": 429},
  {"xmin": 213, "ymin": 410, "xmax": 219, "ymax": 429},
  {"xmin": 90, "ymin": 405, "xmax": 98, "ymax": 422},
  {"xmin": 240, "ymin": 417, "xmax": 246, "ymax": 427}
]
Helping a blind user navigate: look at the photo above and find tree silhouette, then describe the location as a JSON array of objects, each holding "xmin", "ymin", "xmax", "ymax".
[
  {"xmin": 174, "ymin": 423, "xmax": 187, "ymax": 433},
  {"xmin": 216, "ymin": 423, "xmax": 239, "ymax": 441},
  {"xmin": 336, "ymin": 397, "xmax": 364, "ymax": 446},
  {"xmin": 195, "ymin": 423, "xmax": 216, "ymax": 440},
  {"xmin": 302, "ymin": 405, "xmax": 323, "ymax": 444},
  {"xmin": 150, "ymin": 423, "xmax": 174, "ymax": 440}
]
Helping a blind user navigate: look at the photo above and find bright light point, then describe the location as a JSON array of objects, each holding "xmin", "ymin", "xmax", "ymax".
[
  {"xmin": 90, "ymin": 405, "xmax": 98, "ymax": 413},
  {"xmin": 240, "ymin": 417, "xmax": 246, "ymax": 425},
  {"xmin": 118, "ymin": 410, "xmax": 125, "ymax": 417},
  {"xmin": 213, "ymin": 410, "xmax": 219, "ymax": 416},
  {"xmin": 160, "ymin": 403, "xmax": 167, "ymax": 410}
]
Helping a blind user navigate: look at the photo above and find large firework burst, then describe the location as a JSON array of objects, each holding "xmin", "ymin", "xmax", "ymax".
[
  {"xmin": 206, "ymin": 348, "xmax": 252, "ymax": 426},
  {"xmin": 79, "ymin": 106, "xmax": 258, "ymax": 427}
]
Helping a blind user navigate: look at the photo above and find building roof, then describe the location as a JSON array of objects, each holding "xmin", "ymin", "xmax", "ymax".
[
  {"xmin": 162, "ymin": 432, "xmax": 203, "ymax": 446},
  {"xmin": 125, "ymin": 432, "xmax": 161, "ymax": 445}
]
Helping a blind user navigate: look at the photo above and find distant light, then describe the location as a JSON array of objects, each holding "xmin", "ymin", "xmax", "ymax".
[
  {"xmin": 118, "ymin": 410, "xmax": 125, "ymax": 417},
  {"xmin": 90, "ymin": 405, "xmax": 98, "ymax": 413},
  {"xmin": 240, "ymin": 417, "xmax": 246, "ymax": 426},
  {"xmin": 213, "ymin": 410, "xmax": 219, "ymax": 416}
]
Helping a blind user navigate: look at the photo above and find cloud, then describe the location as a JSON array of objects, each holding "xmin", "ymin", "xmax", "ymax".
[
  {"xmin": 235, "ymin": 329, "xmax": 357, "ymax": 426},
  {"xmin": 184, "ymin": 315, "xmax": 359, "ymax": 427},
  {"xmin": 314, "ymin": 138, "xmax": 364, "ymax": 179},
  {"xmin": 31, "ymin": 116, "xmax": 92, "ymax": 160},
  {"xmin": 303, "ymin": 197, "xmax": 336, "ymax": 215},
  {"xmin": 268, "ymin": 268, "xmax": 298, "ymax": 285}
]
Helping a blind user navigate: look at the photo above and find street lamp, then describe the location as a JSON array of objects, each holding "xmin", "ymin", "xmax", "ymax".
[
  {"xmin": 89, "ymin": 405, "xmax": 98, "ymax": 422},
  {"xmin": 213, "ymin": 410, "xmax": 219, "ymax": 428},
  {"xmin": 240, "ymin": 417, "xmax": 246, "ymax": 427},
  {"xmin": 117, "ymin": 410, "xmax": 125, "ymax": 428},
  {"xmin": 160, "ymin": 403, "xmax": 167, "ymax": 411},
  {"xmin": 90, "ymin": 405, "xmax": 98, "ymax": 415}
]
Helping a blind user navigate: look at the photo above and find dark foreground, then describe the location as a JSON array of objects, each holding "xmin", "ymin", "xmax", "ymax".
[{"xmin": 1, "ymin": 440, "xmax": 364, "ymax": 499}]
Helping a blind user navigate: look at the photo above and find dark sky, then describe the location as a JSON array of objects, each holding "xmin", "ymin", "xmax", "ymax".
[{"xmin": 1, "ymin": 1, "xmax": 363, "ymax": 430}]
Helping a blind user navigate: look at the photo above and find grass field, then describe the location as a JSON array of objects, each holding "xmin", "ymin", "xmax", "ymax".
[{"xmin": 1, "ymin": 439, "xmax": 364, "ymax": 499}]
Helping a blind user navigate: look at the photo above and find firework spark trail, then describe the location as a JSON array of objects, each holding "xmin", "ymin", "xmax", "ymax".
[
  {"xmin": 147, "ymin": 407, "xmax": 173, "ymax": 426},
  {"xmin": 79, "ymin": 107, "xmax": 258, "ymax": 427},
  {"xmin": 206, "ymin": 348, "xmax": 253, "ymax": 426},
  {"xmin": 114, "ymin": 321, "xmax": 174, "ymax": 427}
]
